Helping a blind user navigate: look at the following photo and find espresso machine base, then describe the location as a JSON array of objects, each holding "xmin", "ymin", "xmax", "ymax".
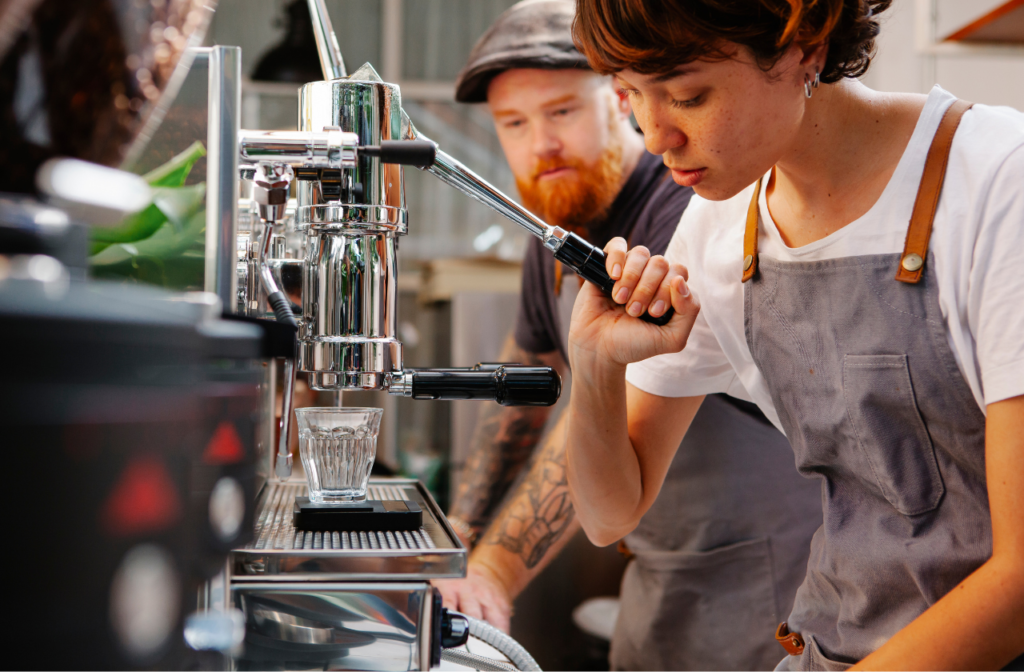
[
  {"xmin": 228, "ymin": 478, "xmax": 465, "ymax": 670},
  {"xmin": 232, "ymin": 478, "xmax": 464, "ymax": 581}
]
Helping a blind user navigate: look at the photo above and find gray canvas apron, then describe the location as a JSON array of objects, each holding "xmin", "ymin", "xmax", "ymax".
[
  {"xmin": 555, "ymin": 269, "xmax": 823, "ymax": 670},
  {"xmin": 741, "ymin": 100, "xmax": 1020, "ymax": 670}
]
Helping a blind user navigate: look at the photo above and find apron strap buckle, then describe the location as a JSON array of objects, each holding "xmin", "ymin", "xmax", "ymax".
[
  {"xmin": 775, "ymin": 621, "xmax": 805, "ymax": 656},
  {"xmin": 895, "ymin": 99, "xmax": 973, "ymax": 284}
]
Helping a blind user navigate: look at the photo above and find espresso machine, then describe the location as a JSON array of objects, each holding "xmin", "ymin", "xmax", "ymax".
[
  {"xmin": 211, "ymin": 0, "xmax": 568, "ymax": 667},
  {"xmin": 230, "ymin": 0, "xmax": 670, "ymax": 484},
  {"xmin": 215, "ymin": 0, "xmax": 681, "ymax": 665}
]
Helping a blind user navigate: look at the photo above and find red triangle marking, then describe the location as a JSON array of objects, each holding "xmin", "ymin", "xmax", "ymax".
[
  {"xmin": 203, "ymin": 421, "xmax": 245, "ymax": 465},
  {"xmin": 101, "ymin": 456, "xmax": 182, "ymax": 536}
]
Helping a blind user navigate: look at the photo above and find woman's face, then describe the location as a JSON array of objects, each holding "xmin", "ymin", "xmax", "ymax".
[{"xmin": 615, "ymin": 43, "xmax": 809, "ymax": 201}]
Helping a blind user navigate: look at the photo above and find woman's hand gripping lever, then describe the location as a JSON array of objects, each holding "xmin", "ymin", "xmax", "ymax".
[
  {"xmin": 569, "ymin": 237, "xmax": 699, "ymax": 369},
  {"xmin": 553, "ymin": 232, "xmax": 675, "ymax": 326}
]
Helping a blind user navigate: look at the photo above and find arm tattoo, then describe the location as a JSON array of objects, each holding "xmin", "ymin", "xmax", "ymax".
[
  {"xmin": 449, "ymin": 345, "xmax": 552, "ymax": 531},
  {"xmin": 480, "ymin": 429, "xmax": 575, "ymax": 569}
]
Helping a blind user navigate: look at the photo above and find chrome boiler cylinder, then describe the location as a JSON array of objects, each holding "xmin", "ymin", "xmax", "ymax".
[{"xmin": 296, "ymin": 67, "xmax": 407, "ymax": 391}]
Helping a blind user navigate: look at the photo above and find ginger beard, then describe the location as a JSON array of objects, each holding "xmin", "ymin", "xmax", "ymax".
[{"xmin": 515, "ymin": 108, "xmax": 625, "ymax": 235}]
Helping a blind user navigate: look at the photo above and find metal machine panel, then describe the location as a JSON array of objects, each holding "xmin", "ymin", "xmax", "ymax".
[{"xmin": 232, "ymin": 581, "xmax": 434, "ymax": 671}]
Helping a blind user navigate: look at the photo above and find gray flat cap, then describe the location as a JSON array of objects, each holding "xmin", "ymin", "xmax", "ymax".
[{"xmin": 454, "ymin": 0, "xmax": 591, "ymax": 103}]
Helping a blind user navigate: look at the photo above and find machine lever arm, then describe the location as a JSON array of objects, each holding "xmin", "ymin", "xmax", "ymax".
[
  {"xmin": 307, "ymin": 0, "xmax": 346, "ymax": 79},
  {"xmin": 408, "ymin": 125, "xmax": 672, "ymax": 326}
]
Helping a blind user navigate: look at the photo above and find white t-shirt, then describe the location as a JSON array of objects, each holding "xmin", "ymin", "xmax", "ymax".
[{"xmin": 626, "ymin": 86, "xmax": 1024, "ymax": 433}]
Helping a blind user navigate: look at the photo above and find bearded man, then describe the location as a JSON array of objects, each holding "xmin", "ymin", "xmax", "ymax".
[{"xmin": 439, "ymin": 1, "xmax": 823, "ymax": 669}]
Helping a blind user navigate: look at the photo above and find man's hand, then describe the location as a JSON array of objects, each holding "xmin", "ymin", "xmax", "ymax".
[
  {"xmin": 438, "ymin": 413, "xmax": 584, "ymax": 635},
  {"xmin": 435, "ymin": 563, "xmax": 513, "ymax": 633}
]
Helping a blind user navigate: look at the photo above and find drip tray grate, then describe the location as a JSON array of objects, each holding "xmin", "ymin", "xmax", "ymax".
[
  {"xmin": 232, "ymin": 478, "xmax": 465, "ymax": 581},
  {"xmin": 253, "ymin": 483, "xmax": 435, "ymax": 550}
]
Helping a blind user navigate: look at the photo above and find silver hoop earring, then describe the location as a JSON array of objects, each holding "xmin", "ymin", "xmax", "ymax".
[{"xmin": 804, "ymin": 69, "xmax": 821, "ymax": 99}]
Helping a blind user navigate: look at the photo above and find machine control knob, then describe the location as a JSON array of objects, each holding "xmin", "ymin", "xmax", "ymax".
[
  {"xmin": 440, "ymin": 608, "xmax": 470, "ymax": 649},
  {"xmin": 358, "ymin": 140, "xmax": 437, "ymax": 167}
]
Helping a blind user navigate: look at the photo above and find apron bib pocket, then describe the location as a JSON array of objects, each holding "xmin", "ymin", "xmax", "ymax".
[{"xmin": 842, "ymin": 354, "xmax": 944, "ymax": 516}]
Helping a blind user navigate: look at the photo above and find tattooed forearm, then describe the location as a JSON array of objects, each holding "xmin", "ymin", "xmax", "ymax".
[
  {"xmin": 449, "ymin": 338, "xmax": 560, "ymax": 531},
  {"xmin": 480, "ymin": 418, "xmax": 575, "ymax": 569}
]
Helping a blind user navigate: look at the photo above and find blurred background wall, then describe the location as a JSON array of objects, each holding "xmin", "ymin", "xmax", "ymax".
[{"xmin": 863, "ymin": 0, "xmax": 1024, "ymax": 110}]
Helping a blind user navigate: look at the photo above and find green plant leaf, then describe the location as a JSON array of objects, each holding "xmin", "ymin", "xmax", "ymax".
[
  {"xmin": 88, "ymin": 184, "xmax": 205, "ymax": 252},
  {"xmin": 88, "ymin": 141, "xmax": 207, "ymax": 253},
  {"xmin": 89, "ymin": 203, "xmax": 167, "ymax": 254},
  {"xmin": 143, "ymin": 141, "xmax": 207, "ymax": 187}
]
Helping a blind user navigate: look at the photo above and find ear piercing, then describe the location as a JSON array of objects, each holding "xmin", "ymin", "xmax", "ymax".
[{"xmin": 804, "ymin": 68, "xmax": 821, "ymax": 99}]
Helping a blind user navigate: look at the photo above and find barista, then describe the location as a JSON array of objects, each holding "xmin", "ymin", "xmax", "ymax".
[
  {"xmin": 565, "ymin": 0, "xmax": 1024, "ymax": 669},
  {"xmin": 439, "ymin": 2, "xmax": 822, "ymax": 669}
]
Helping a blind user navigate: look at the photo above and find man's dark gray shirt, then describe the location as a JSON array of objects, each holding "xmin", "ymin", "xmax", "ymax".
[
  {"xmin": 506, "ymin": 147, "xmax": 822, "ymax": 671},
  {"xmin": 514, "ymin": 150, "xmax": 689, "ymax": 363}
]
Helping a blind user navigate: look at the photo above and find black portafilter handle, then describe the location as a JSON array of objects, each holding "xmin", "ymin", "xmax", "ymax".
[
  {"xmin": 408, "ymin": 363, "xmax": 560, "ymax": 406},
  {"xmin": 553, "ymin": 232, "xmax": 674, "ymax": 327},
  {"xmin": 359, "ymin": 140, "xmax": 437, "ymax": 168}
]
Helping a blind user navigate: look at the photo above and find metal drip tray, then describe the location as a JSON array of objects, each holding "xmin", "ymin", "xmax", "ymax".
[{"xmin": 232, "ymin": 478, "xmax": 465, "ymax": 581}]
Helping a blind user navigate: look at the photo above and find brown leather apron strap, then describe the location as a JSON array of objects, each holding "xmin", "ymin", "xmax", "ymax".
[
  {"xmin": 895, "ymin": 99, "xmax": 974, "ymax": 283},
  {"xmin": 741, "ymin": 100, "xmax": 973, "ymax": 285},
  {"xmin": 741, "ymin": 177, "xmax": 763, "ymax": 283}
]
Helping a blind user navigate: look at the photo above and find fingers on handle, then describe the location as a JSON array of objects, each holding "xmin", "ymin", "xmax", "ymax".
[
  {"xmin": 612, "ymin": 245, "xmax": 650, "ymax": 306},
  {"xmin": 647, "ymin": 261, "xmax": 680, "ymax": 318},
  {"xmin": 604, "ymin": 237, "xmax": 628, "ymax": 280},
  {"xmin": 624, "ymin": 254, "xmax": 669, "ymax": 318},
  {"xmin": 669, "ymin": 273, "xmax": 698, "ymax": 316}
]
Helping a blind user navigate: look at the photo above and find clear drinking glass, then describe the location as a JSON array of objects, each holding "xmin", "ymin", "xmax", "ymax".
[{"xmin": 294, "ymin": 407, "xmax": 383, "ymax": 503}]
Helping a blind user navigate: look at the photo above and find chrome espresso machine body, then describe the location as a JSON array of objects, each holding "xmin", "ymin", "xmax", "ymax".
[
  {"xmin": 236, "ymin": 69, "xmax": 565, "ymax": 405},
  {"xmin": 217, "ymin": 4, "xmax": 562, "ymax": 670},
  {"xmin": 217, "ymin": 0, "xmax": 674, "ymax": 667}
]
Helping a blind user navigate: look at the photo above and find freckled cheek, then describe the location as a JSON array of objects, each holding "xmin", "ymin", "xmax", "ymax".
[
  {"xmin": 715, "ymin": 111, "xmax": 770, "ymax": 165},
  {"xmin": 685, "ymin": 116, "xmax": 732, "ymax": 159}
]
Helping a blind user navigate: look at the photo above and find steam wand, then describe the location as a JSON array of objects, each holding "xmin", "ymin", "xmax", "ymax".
[{"xmin": 252, "ymin": 162, "xmax": 298, "ymax": 479}]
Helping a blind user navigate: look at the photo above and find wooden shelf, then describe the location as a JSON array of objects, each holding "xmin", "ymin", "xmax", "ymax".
[
  {"xmin": 944, "ymin": 0, "xmax": 1024, "ymax": 44},
  {"xmin": 411, "ymin": 257, "xmax": 522, "ymax": 303}
]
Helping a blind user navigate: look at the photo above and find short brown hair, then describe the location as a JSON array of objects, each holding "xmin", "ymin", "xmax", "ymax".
[{"xmin": 573, "ymin": 0, "xmax": 891, "ymax": 84}]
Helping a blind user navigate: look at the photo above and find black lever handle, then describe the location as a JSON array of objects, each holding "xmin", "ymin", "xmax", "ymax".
[
  {"xmin": 408, "ymin": 364, "xmax": 560, "ymax": 406},
  {"xmin": 552, "ymin": 232, "xmax": 674, "ymax": 326},
  {"xmin": 359, "ymin": 140, "xmax": 437, "ymax": 168}
]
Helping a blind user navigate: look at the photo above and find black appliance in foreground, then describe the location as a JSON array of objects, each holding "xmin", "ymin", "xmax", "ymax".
[{"xmin": 0, "ymin": 258, "xmax": 274, "ymax": 669}]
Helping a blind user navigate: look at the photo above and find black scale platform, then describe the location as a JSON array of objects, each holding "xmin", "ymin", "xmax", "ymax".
[{"xmin": 293, "ymin": 497, "xmax": 423, "ymax": 532}]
